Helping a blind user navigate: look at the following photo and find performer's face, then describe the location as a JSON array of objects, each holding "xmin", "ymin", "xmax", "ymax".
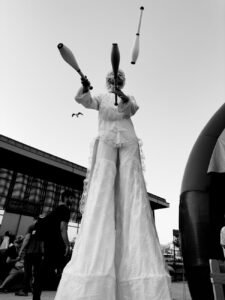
[{"xmin": 106, "ymin": 70, "xmax": 125, "ymax": 91}]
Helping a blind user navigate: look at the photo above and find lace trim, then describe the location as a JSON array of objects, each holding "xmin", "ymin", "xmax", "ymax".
[
  {"xmin": 55, "ymin": 272, "xmax": 171, "ymax": 299},
  {"xmin": 138, "ymin": 139, "xmax": 145, "ymax": 172},
  {"xmin": 137, "ymin": 138, "xmax": 149, "ymax": 189},
  {"xmin": 79, "ymin": 137, "xmax": 99, "ymax": 214},
  {"xmin": 100, "ymin": 135, "xmax": 138, "ymax": 148}
]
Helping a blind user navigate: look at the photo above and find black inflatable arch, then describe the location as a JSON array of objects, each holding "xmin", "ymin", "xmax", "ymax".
[{"xmin": 179, "ymin": 103, "xmax": 225, "ymax": 300}]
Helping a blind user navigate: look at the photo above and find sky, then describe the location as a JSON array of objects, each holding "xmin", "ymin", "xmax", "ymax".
[{"xmin": 1, "ymin": 0, "xmax": 225, "ymax": 244}]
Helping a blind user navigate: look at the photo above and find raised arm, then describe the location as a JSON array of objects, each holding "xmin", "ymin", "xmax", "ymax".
[{"xmin": 75, "ymin": 87, "xmax": 100, "ymax": 110}]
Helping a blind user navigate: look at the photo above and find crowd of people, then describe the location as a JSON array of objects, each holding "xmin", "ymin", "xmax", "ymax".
[{"xmin": 0, "ymin": 190, "xmax": 74, "ymax": 300}]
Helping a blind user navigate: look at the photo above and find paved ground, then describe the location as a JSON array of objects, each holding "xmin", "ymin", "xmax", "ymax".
[
  {"xmin": 0, "ymin": 282, "xmax": 192, "ymax": 300},
  {"xmin": 171, "ymin": 282, "xmax": 192, "ymax": 300}
]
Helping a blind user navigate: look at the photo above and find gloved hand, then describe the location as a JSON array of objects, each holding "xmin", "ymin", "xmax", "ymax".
[
  {"xmin": 113, "ymin": 87, "xmax": 129, "ymax": 103},
  {"xmin": 81, "ymin": 76, "xmax": 91, "ymax": 93}
]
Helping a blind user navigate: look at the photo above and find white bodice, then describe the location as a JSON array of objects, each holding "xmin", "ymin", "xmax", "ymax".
[{"xmin": 75, "ymin": 88, "xmax": 139, "ymax": 147}]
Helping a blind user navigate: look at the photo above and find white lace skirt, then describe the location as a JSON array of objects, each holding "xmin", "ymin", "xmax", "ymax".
[{"xmin": 55, "ymin": 140, "xmax": 172, "ymax": 300}]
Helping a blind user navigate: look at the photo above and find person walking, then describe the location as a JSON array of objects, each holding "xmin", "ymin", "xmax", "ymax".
[
  {"xmin": 15, "ymin": 217, "xmax": 44, "ymax": 299},
  {"xmin": 0, "ymin": 235, "xmax": 24, "ymax": 293},
  {"xmin": 16, "ymin": 190, "xmax": 73, "ymax": 300},
  {"xmin": 42, "ymin": 190, "xmax": 73, "ymax": 287}
]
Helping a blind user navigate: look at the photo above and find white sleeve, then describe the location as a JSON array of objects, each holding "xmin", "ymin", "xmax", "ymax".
[
  {"xmin": 118, "ymin": 95, "xmax": 139, "ymax": 117},
  {"xmin": 75, "ymin": 87, "xmax": 101, "ymax": 110}
]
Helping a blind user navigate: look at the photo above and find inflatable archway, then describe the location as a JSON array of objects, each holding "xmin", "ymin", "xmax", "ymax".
[{"xmin": 179, "ymin": 103, "xmax": 225, "ymax": 300}]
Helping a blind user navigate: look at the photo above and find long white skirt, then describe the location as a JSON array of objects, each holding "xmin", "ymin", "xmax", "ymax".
[{"xmin": 55, "ymin": 139, "xmax": 172, "ymax": 300}]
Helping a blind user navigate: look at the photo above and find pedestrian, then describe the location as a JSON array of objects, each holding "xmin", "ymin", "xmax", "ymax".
[
  {"xmin": 15, "ymin": 190, "xmax": 73, "ymax": 300},
  {"xmin": 54, "ymin": 70, "xmax": 172, "ymax": 299},
  {"xmin": 42, "ymin": 190, "xmax": 73, "ymax": 287},
  {"xmin": 0, "ymin": 235, "xmax": 24, "ymax": 293},
  {"xmin": 15, "ymin": 216, "xmax": 44, "ymax": 299},
  {"xmin": 0, "ymin": 231, "xmax": 13, "ymax": 281}
]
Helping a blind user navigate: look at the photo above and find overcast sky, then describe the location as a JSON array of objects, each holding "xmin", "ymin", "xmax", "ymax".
[{"xmin": 1, "ymin": 0, "xmax": 225, "ymax": 244}]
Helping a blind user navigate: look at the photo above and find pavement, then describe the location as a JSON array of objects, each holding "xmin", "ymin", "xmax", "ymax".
[
  {"xmin": 0, "ymin": 291, "xmax": 54, "ymax": 300},
  {"xmin": 0, "ymin": 282, "xmax": 192, "ymax": 300},
  {"xmin": 171, "ymin": 282, "xmax": 192, "ymax": 300}
]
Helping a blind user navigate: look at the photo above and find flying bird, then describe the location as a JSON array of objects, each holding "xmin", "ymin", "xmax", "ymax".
[{"xmin": 72, "ymin": 112, "xmax": 83, "ymax": 118}]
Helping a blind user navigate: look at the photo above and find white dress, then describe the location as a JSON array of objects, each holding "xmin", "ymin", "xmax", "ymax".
[{"xmin": 54, "ymin": 89, "xmax": 172, "ymax": 300}]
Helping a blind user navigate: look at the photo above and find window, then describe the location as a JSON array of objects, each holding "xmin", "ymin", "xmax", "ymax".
[{"xmin": 0, "ymin": 168, "xmax": 13, "ymax": 208}]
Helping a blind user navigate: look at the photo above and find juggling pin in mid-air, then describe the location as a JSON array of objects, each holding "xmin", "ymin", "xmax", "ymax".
[
  {"xmin": 131, "ymin": 6, "xmax": 144, "ymax": 64},
  {"xmin": 111, "ymin": 43, "xmax": 120, "ymax": 106},
  {"xmin": 57, "ymin": 43, "xmax": 93, "ymax": 89}
]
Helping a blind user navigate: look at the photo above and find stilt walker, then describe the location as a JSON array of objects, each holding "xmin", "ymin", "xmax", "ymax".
[{"xmin": 55, "ymin": 7, "xmax": 172, "ymax": 300}]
